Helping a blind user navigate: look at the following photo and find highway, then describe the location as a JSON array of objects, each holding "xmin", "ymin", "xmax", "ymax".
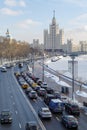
[
  {"xmin": 0, "ymin": 63, "xmax": 87, "ymax": 130},
  {"xmin": 0, "ymin": 67, "xmax": 45, "ymax": 130}
]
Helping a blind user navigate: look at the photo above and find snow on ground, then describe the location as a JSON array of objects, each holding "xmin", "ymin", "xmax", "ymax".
[
  {"xmin": 46, "ymin": 55, "xmax": 87, "ymax": 82},
  {"xmin": 64, "ymin": 72, "xmax": 72, "ymax": 78},
  {"xmin": 76, "ymin": 90, "xmax": 87, "ymax": 98},
  {"xmin": 82, "ymin": 84, "xmax": 87, "ymax": 89},
  {"xmin": 44, "ymin": 71, "xmax": 71, "ymax": 88},
  {"xmin": 57, "ymin": 81, "xmax": 71, "ymax": 88},
  {"xmin": 45, "ymin": 55, "xmax": 87, "ymax": 99},
  {"xmin": 44, "ymin": 71, "xmax": 59, "ymax": 83}
]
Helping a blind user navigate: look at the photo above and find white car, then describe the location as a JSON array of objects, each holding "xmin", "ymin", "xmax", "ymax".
[
  {"xmin": 1, "ymin": 67, "xmax": 7, "ymax": 72},
  {"xmin": 28, "ymin": 91, "xmax": 37, "ymax": 99},
  {"xmin": 38, "ymin": 107, "xmax": 52, "ymax": 119},
  {"xmin": 41, "ymin": 82, "xmax": 48, "ymax": 89}
]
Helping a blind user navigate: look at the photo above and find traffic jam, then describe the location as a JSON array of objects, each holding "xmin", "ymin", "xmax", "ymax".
[{"xmin": 14, "ymin": 63, "xmax": 81, "ymax": 129}]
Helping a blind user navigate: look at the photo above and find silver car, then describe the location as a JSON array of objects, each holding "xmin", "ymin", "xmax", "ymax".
[
  {"xmin": 28, "ymin": 91, "xmax": 37, "ymax": 99},
  {"xmin": 38, "ymin": 107, "xmax": 52, "ymax": 119}
]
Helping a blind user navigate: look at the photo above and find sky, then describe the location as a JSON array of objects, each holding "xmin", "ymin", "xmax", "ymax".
[{"xmin": 0, "ymin": 0, "xmax": 87, "ymax": 44}]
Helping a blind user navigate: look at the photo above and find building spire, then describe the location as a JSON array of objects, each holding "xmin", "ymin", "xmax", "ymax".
[
  {"xmin": 6, "ymin": 29, "xmax": 10, "ymax": 39},
  {"xmin": 53, "ymin": 10, "xmax": 55, "ymax": 18},
  {"xmin": 52, "ymin": 10, "xmax": 56, "ymax": 25},
  {"xmin": 6, "ymin": 29, "xmax": 9, "ymax": 35}
]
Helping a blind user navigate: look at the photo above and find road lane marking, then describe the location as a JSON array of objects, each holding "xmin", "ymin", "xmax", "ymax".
[
  {"xmin": 15, "ymin": 110, "xmax": 18, "ymax": 114},
  {"xmin": 19, "ymin": 123, "xmax": 22, "ymax": 128},
  {"xmin": 56, "ymin": 116, "xmax": 60, "ymax": 121}
]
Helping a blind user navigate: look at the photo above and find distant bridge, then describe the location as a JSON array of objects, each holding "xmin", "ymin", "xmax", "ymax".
[{"xmin": 67, "ymin": 51, "xmax": 87, "ymax": 57}]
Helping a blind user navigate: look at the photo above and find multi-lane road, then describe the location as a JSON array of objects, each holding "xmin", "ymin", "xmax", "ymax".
[
  {"xmin": 0, "ymin": 67, "xmax": 45, "ymax": 130},
  {"xmin": 0, "ymin": 64, "xmax": 87, "ymax": 130}
]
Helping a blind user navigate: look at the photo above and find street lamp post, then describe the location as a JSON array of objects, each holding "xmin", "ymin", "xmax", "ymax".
[
  {"xmin": 32, "ymin": 51, "xmax": 34, "ymax": 75},
  {"xmin": 70, "ymin": 53, "xmax": 78, "ymax": 100},
  {"xmin": 71, "ymin": 55, "xmax": 75, "ymax": 100},
  {"xmin": 42, "ymin": 52, "xmax": 44, "ymax": 82}
]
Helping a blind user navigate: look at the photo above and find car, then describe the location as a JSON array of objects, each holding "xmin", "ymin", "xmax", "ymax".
[
  {"xmin": 21, "ymin": 72, "xmax": 27, "ymax": 79},
  {"xmin": 44, "ymin": 93, "xmax": 56, "ymax": 105},
  {"xmin": 27, "ymin": 72, "xmax": 33, "ymax": 78},
  {"xmin": 33, "ymin": 77, "xmax": 39, "ymax": 82},
  {"xmin": 21, "ymin": 82, "xmax": 29, "ymax": 89},
  {"xmin": 33, "ymin": 85, "xmax": 40, "ymax": 91},
  {"xmin": 46, "ymin": 87, "xmax": 54, "ymax": 94},
  {"xmin": 36, "ymin": 79, "xmax": 42, "ymax": 86},
  {"xmin": 14, "ymin": 72, "xmax": 20, "ymax": 77},
  {"xmin": 5, "ymin": 63, "xmax": 12, "ymax": 68},
  {"xmin": 38, "ymin": 107, "xmax": 52, "ymax": 119},
  {"xmin": 65, "ymin": 102, "xmax": 80, "ymax": 115},
  {"xmin": 49, "ymin": 99, "xmax": 64, "ymax": 113},
  {"xmin": 41, "ymin": 82, "xmax": 48, "ymax": 89},
  {"xmin": 37, "ymin": 88, "xmax": 47, "ymax": 96},
  {"xmin": 24, "ymin": 76, "xmax": 30, "ymax": 82},
  {"xmin": 30, "ymin": 75, "xmax": 39, "ymax": 82},
  {"xmin": 31, "ymin": 83, "xmax": 38, "ymax": 88},
  {"xmin": 60, "ymin": 95, "xmax": 68, "ymax": 105},
  {"xmin": 18, "ymin": 77, "xmax": 25, "ymax": 83},
  {"xmin": 61, "ymin": 115, "xmax": 78, "ymax": 129},
  {"xmin": 1, "ymin": 67, "xmax": 7, "ymax": 72},
  {"xmin": 25, "ymin": 121, "xmax": 39, "ymax": 130},
  {"xmin": 0, "ymin": 110, "xmax": 12, "ymax": 124},
  {"xmin": 53, "ymin": 91, "xmax": 61, "ymax": 98},
  {"xmin": 25, "ymin": 87, "xmax": 33, "ymax": 94},
  {"xmin": 28, "ymin": 79, "xmax": 34, "ymax": 86},
  {"xmin": 28, "ymin": 90, "xmax": 37, "ymax": 99},
  {"xmin": 18, "ymin": 63, "xmax": 23, "ymax": 68},
  {"xmin": 26, "ymin": 77, "xmax": 33, "ymax": 84}
]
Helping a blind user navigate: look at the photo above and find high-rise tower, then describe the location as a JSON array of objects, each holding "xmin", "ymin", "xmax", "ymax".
[{"xmin": 44, "ymin": 11, "xmax": 64, "ymax": 52}]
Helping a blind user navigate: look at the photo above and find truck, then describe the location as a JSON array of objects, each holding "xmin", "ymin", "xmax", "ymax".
[{"xmin": 49, "ymin": 99, "xmax": 64, "ymax": 113}]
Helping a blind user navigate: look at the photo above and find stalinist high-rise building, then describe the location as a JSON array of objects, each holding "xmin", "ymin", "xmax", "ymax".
[{"xmin": 44, "ymin": 11, "xmax": 64, "ymax": 51}]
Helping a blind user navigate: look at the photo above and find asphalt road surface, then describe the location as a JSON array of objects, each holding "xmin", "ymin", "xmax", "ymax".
[{"xmin": 0, "ymin": 67, "xmax": 45, "ymax": 130}]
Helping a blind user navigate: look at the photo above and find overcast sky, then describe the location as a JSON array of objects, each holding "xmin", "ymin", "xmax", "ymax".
[{"xmin": 0, "ymin": 0, "xmax": 87, "ymax": 43}]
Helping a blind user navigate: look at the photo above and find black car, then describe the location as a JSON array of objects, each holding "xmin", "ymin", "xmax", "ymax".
[
  {"xmin": 61, "ymin": 115, "xmax": 78, "ymax": 129},
  {"xmin": 33, "ymin": 85, "xmax": 40, "ymax": 91},
  {"xmin": 18, "ymin": 63, "xmax": 23, "ymax": 68},
  {"xmin": 44, "ymin": 94, "xmax": 56, "ymax": 105},
  {"xmin": 25, "ymin": 87, "xmax": 33, "ymax": 95},
  {"xmin": 36, "ymin": 80, "xmax": 42, "ymax": 86},
  {"xmin": 53, "ymin": 91, "xmax": 61, "ymax": 99},
  {"xmin": 25, "ymin": 121, "xmax": 39, "ymax": 130},
  {"xmin": 0, "ymin": 110, "xmax": 12, "ymax": 124},
  {"xmin": 46, "ymin": 87, "xmax": 54, "ymax": 94},
  {"xmin": 65, "ymin": 102, "xmax": 80, "ymax": 115}
]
